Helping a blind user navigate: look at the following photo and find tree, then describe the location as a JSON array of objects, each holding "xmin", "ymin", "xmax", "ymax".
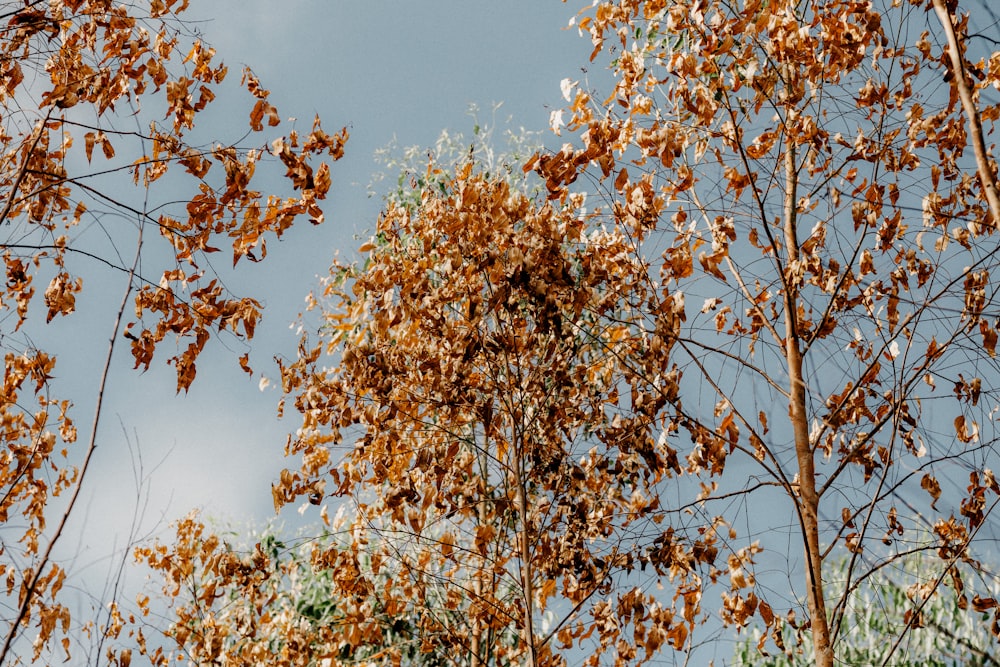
[
  {"xmin": 156, "ymin": 0, "xmax": 1000, "ymax": 665},
  {"xmin": 273, "ymin": 134, "xmax": 714, "ymax": 667},
  {"xmin": 0, "ymin": 1, "xmax": 345, "ymax": 663},
  {"xmin": 138, "ymin": 120, "xmax": 542, "ymax": 667},
  {"xmin": 533, "ymin": 0, "xmax": 1000, "ymax": 664}
]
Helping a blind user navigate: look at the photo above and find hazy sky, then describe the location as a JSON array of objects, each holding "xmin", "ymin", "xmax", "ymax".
[{"xmin": 62, "ymin": 1, "xmax": 606, "ymax": 596}]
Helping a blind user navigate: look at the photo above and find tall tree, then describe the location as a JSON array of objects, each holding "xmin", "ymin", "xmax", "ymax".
[
  {"xmin": 532, "ymin": 0, "xmax": 1000, "ymax": 664},
  {"xmin": 274, "ymin": 143, "xmax": 716, "ymax": 667},
  {"xmin": 0, "ymin": 1, "xmax": 345, "ymax": 663}
]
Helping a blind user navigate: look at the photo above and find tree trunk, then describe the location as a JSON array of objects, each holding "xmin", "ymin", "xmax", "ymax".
[
  {"xmin": 931, "ymin": 0, "xmax": 1000, "ymax": 226},
  {"xmin": 511, "ymin": 435, "xmax": 537, "ymax": 667},
  {"xmin": 470, "ymin": 442, "xmax": 488, "ymax": 667},
  {"xmin": 782, "ymin": 145, "xmax": 834, "ymax": 667}
]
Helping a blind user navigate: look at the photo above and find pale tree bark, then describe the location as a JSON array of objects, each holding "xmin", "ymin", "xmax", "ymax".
[
  {"xmin": 470, "ymin": 442, "xmax": 489, "ymax": 667},
  {"xmin": 470, "ymin": 561, "xmax": 482, "ymax": 667},
  {"xmin": 782, "ymin": 144, "xmax": 833, "ymax": 667},
  {"xmin": 511, "ymin": 437, "xmax": 537, "ymax": 667},
  {"xmin": 932, "ymin": 0, "xmax": 1000, "ymax": 225}
]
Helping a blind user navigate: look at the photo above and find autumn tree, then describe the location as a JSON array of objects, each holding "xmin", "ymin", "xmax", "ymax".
[
  {"xmin": 151, "ymin": 0, "xmax": 1000, "ymax": 666},
  {"xmin": 138, "ymin": 121, "xmax": 542, "ymax": 667},
  {"xmin": 0, "ymin": 1, "xmax": 345, "ymax": 663},
  {"xmin": 272, "ymin": 137, "xmax": 710, "ymax": 666},
  {"xmin": 531, "ymin": 0, "xmax": 1000, "ymax": 664}
]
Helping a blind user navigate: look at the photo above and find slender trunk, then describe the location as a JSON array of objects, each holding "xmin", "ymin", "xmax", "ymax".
[
  {"xmin": 782, "ymin": 145, "xmax": 833, "ymax": 667},
  {"xmin": 470, "ymin": 577, "xmax": 482, "ymax": 667},
  {"xmin": 931, "ymin": 0, "xmax": 1000, "ymax": 226},
  {"xmin": 470, "ymin": 442, "xmax": 488, "ymax": 667},
  {"xmin": 469, "ymin": 573, "xmax": 483, "ymax": 667},
  {"xmin": 511, "ymin": 438, "xmax": 537, "ymax": 667}
]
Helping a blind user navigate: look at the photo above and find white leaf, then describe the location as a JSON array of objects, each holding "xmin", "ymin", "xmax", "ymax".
[
  {"xmin": 701, "ymin": 297, "xmax": 722, "ymax": 313},
  {"xmin": 550, "ymin": 109, "xmax": 564, "ymax": 136},
  {"xmin": 560, "ymin": 78, "xmax": 576, "ymax": 102}
]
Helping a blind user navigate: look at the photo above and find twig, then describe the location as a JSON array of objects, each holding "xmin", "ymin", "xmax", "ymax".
[{"xmin": 0, "ymin": 210, "xmax": 143, "ymax": 663}]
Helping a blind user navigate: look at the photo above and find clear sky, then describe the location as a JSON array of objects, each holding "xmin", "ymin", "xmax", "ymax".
[{"xmin": 60, "ymin": 0, "xmax": 606, "ymax": 606}]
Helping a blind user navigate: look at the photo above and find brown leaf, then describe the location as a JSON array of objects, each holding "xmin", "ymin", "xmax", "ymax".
[{"xmin": 921, "ymin": 474, "xmax": 941, "ymax": 509}]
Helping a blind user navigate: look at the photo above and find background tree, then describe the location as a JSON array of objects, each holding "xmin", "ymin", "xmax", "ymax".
[
  {"xmin": 731, "ymin": 549, "xmax": 1000, "ymax": 666},
  {"xmin": 367, "ymin": 102, "xmax": 544, "ymax": 212},
  {"xmin": 0, "ymin": 1, "xmax": 345, "ymax": 663}
]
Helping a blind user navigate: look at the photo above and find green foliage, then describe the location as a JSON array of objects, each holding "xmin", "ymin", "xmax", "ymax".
[
  {"xmin": 368, "ymin": 102, "xmax": 544, "ymax": 212},
  {"xmin": 731, "ymin": 553, "xmax": 1000, "ymax": 666},
  {"xmin": 142, "ymin": 511, "xmax": 527, "ymax": 667}
]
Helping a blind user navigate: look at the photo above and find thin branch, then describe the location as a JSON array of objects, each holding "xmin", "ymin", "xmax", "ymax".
[
  {"xmin": 0, "ymin": 110, "xmax": 53, "ymax": 226},
  {"xmin": 932, "ymin": 0, "xmax": 1000, "ymax": 225},
  {"xmin": 0, "ymin": 209, "xmax": 143, "ymax": 664},
  {"xmin": 880, "ymin": 495, "xmax": 1000, "ymax": 667}
]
